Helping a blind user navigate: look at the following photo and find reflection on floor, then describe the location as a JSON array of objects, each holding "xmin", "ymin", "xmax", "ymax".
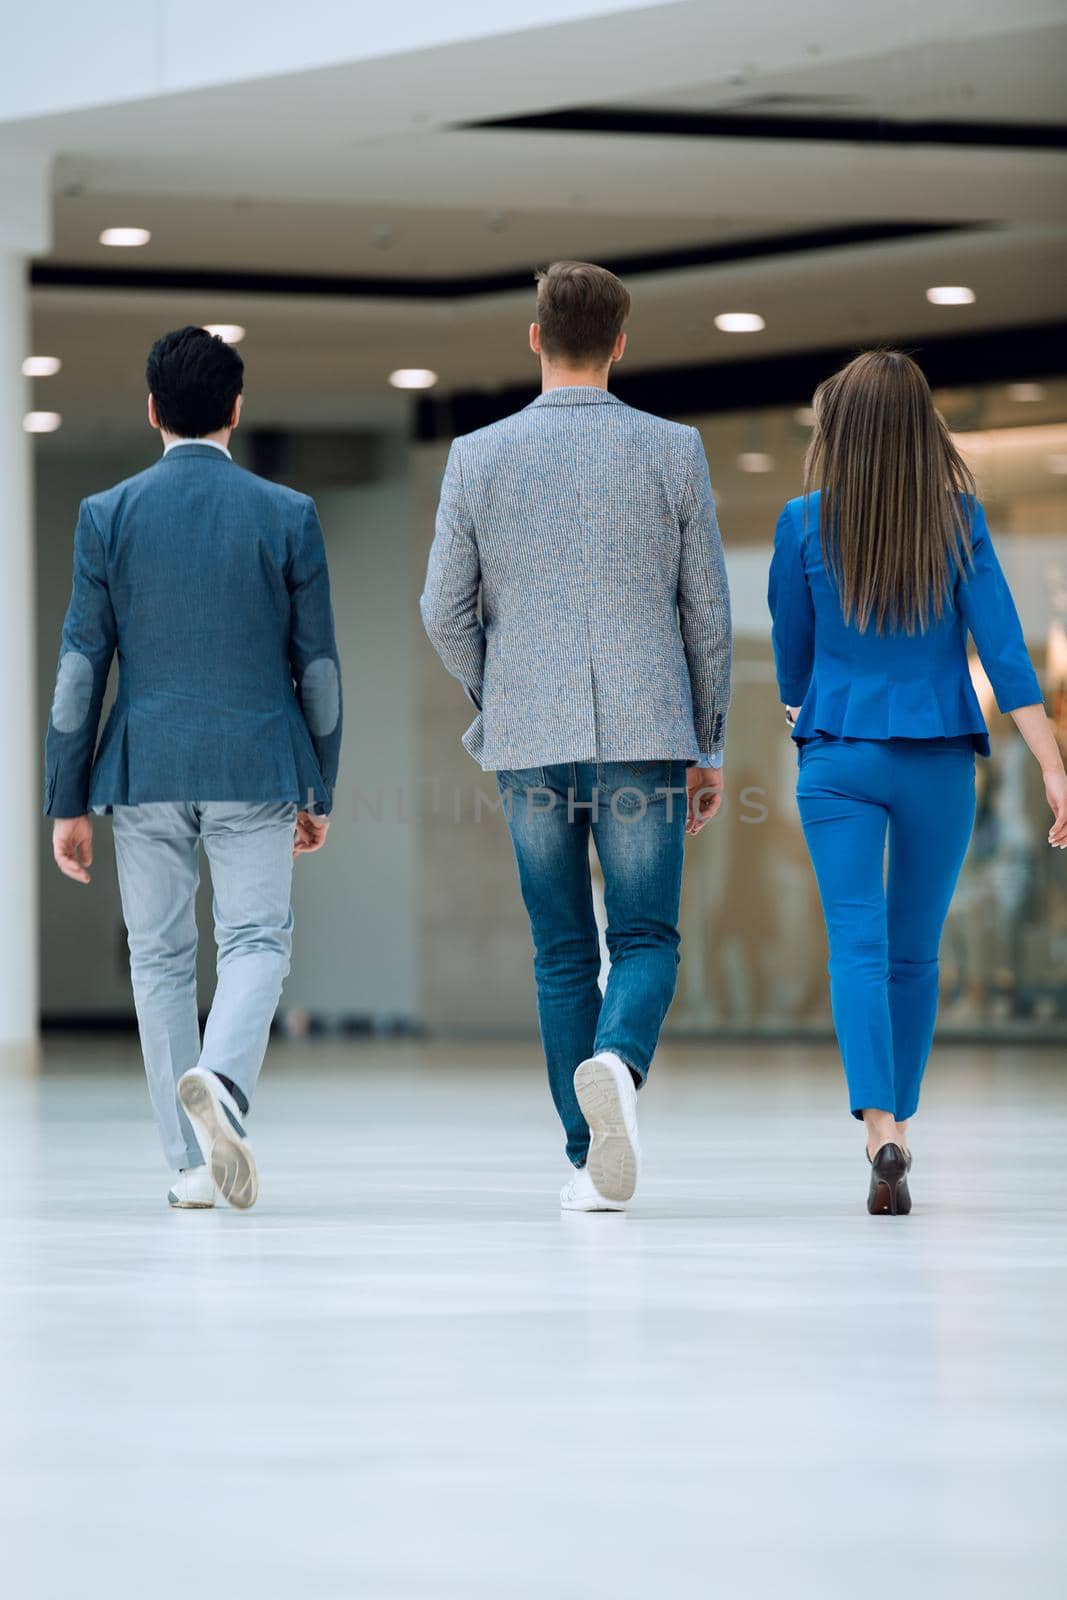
[{"xmin": 3, "ymin": 1036, "xmax": 1066, "ymax": 1599}]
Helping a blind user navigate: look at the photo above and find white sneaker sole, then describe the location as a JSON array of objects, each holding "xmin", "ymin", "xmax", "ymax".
[
  {"xmin": 560, "ymin": 1191, "xmax": 625, "ymax": 1213},
  {"xmin": 574, "ymin": 1058, "xmax": 639, "ymax": 1204},
  {"xmin": 167, "ymin": 1194, "xmax": 215, "ymax": 1210},
  {"xmin": 178, "ymin": 1072, "xmax": 258, "ymax": 1210}
]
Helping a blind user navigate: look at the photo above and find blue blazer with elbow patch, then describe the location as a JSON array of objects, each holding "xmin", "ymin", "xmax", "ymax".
[
  {"xmin": 44, "ymin": 443, "xmax": 342, "ymax": 818},
  {"xmin": 768, "ymin": 491, "xmax": 1041, "ymax": 756}
]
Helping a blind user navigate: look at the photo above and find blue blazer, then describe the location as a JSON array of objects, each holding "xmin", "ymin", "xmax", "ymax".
[
  {"xmin": 768, "ymin": 492, "xmax": 1041, "ymax": 756},
  {"xmin": 44, "ymin": 443, "xmax": 342, "ymax": 818}
]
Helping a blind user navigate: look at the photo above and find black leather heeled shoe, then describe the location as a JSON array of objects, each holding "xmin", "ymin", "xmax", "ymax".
[{"xmin": 867, "ymin": 1143, "xmax": 912, "ymax": 1215}]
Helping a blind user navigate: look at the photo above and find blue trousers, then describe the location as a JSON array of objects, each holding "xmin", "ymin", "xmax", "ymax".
[
  {"xmin": 796, "ymin": 737, "xmax": 976, "ymax": 1121},
  {"xmin": 498, "ymin": 761, "xmax": 687, "ymax": 1166}
]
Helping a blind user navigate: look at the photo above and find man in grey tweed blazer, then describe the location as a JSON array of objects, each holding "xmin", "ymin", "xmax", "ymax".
[{"xmin": 421, "ymin": 261, "xmax": 731, "ymax": 1212}]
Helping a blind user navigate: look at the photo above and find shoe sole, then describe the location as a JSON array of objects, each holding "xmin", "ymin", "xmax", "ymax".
[
  {"xmin": 178, "ymin": 1074, "xmax": 258, "ymax": 1210},
  {"xmin": 168, "ymin": 1198, "xmax": 215, "ymax": 1210},
  {"xmin": 574, "ymin": 1059, "xmax": 638, "ymax": 1204}
]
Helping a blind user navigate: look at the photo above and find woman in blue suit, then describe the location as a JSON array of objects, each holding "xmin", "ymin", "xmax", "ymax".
[{"xmin": 769, "ymin": 350, "xmax": 1067, "ymax": 1214}]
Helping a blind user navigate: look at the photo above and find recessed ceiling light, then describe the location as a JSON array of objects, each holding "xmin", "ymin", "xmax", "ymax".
[
  {"xmin": 715, "ymin": 312, "xmax": 766, "ymax": 333},
  {"xmin": 203, "ymin": 324, "xmax": 246, "ymax": 344},
  {"xmin": 794, "ymin": 406, "xmax": 816, "ymax": 427},
  {"xmin": 1047, "ymin": 453, "xmax": 1067, "ymax": 476},
  {"xmin": 1006, "ymin": 382, "xmax": 1045, "ymax": 402},
  {"xmin": 22, "ymin": 355, "xmax": 62, "ymax": 377},
  {"xmin": 23, "ymin": 411, "xmax": 62, "ymax": 433},
  {"xmin": 99, "ymin": 227, "xmax": 151, "ymax": 248},
  {"xmin": 738, "ymin": 451, "xmax": 774, "ymax": 473},
  {"xmin": 388, "ymin": 368, "xmax": 438, "ymax": 390},
  {"xmin": 926, "ymin": 286, "xmax": 975, "ymax": 306}
]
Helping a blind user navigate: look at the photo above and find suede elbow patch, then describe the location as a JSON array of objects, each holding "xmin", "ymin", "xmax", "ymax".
[
  {"xmin": 301, "ymin": 657, "xmax": 340, "ymax": 736},
  {"xmin": 51, "ymin": 651, "xmax": 93, "ymax": 733}
]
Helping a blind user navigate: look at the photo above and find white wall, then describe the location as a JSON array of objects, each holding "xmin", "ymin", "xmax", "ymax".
[{"xmin": 286, "ymin": 456, "xmax": 418, "ymax": 1023}]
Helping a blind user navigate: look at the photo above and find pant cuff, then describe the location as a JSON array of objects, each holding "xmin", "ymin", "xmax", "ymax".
[
  {"xmin": 593, "ymin": 1044, "xmax": 647, "ymax": 1086},
  {"xmin": 200, "ymin": 1066, "xmax": 250, "ymax": 1115},
  {"xmin": 850, "ymin": 1102, "xmax": 911, "ymax": 1122}
]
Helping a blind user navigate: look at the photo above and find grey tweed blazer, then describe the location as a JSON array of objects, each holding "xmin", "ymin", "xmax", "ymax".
[{"xmin": 420, "ymin": 386, "xmax": 732, "ymax": 771}]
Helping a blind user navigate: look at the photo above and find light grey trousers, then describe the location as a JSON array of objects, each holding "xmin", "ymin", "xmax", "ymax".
[{"xmin": 112, "ymin": 802, "xmax": 297, "ymax": 1170}]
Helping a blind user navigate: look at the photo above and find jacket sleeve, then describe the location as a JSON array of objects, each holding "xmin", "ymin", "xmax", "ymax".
[
  {"xmin": 289, "ymin": 497, "xmax": 343, "ymax": 812},
  {"xmin": 768, "ymin": 501, "xmax": 815, "ymax": 706},
  {"xmin": 678, "ymin": 428, "xmax": 732, "ymax": 757},
  {"xmin": 956, "ymin": 503, "xmax": 1042, "ymax": 713},
  {"xmin": 44, "ymin": 500, "xmax": 117, "ymax": 818},
  {"xmin": 420, "ymin": 440, "xmax": 485, "ymax": 709}
]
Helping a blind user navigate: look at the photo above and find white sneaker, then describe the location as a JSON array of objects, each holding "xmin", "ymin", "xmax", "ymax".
[
  {"xmin": 177, "ymin": 1067, "xmax": 259, "ymax": 1210},
  {"xmin": 167, "ymin": 1167, "xmax": 216, "ymax": 1209},
  {"xmin": 573, "ymin": 1052, "xmax": 641, "ymax": 1204},
  {"xmin": 560, "ymin": 1165, "xmax": 627, "ymax": 1212}
]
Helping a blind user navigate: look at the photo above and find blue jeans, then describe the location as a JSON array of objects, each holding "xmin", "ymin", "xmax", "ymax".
[
  {"xmin": 112, "ymin": 802, "xmax": 297, "ymax": 1169},
  {"xmin": 498, "ymin": 761, "xmax": 687, "ymax": 1166},
  {"xmin": 796, "ymin": 737, "xmax": 976, "ymax": 1121}
]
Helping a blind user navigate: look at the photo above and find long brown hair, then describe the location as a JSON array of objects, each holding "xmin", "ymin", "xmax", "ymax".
[{"xmin": 803, "ymin": 350, "xmax": 976, "ymax": 634}]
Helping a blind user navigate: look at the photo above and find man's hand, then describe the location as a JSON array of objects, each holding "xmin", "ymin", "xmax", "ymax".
[
  {"xmin": 686, "ymin": 766, "xmax": 723, "ymax": 837},
  {"xmin": 294, "ymin": 811, "xmax": 330, "ymax": 858},
  {"xmin": 53, "ymin": 815, "xmax": 94, "ymax": 884}
]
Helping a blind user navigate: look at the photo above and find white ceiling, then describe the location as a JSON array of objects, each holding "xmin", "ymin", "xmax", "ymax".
[
  {"xmin": 622, "ymin": 24, "xmax": 1067, "ymax": 125},
  {"xmin": 47, "ymin": 193, "xmax": 797, "ymax": 276},
  {"xmin": 8, "ymin": 2, "xmax": 1065, "ymax": 432}
]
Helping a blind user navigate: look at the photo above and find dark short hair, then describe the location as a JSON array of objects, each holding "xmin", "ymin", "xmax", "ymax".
[
  {"xmin": 535, "ymin": 261, "xmax": 631, "ymax": 365},
  {"xmin": 146, "ymin": 326, "xmax": 245, "ymax": 437}
]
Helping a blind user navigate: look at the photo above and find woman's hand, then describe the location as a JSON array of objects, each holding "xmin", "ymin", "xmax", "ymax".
[
  {"xmin": 1044, "ymin": 768, "xmax": 1067, "ymax": 848},
  {"xmin": 1008, "ymin": 706, "xmax": 1067, "ymax": 846}
]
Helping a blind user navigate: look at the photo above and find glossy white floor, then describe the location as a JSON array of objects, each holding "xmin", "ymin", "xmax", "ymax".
[{"xmin": 3, "ymin": 1036, "xmax": 1066, "ymax": 1599}]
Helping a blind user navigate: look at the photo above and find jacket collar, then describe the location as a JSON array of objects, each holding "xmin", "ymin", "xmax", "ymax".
[
  {"xmin": 158, "ymin": 442, "xmax": 235, "ymax": 463},
  {"xmin": 530, "ymin": 387, "xmax": 623, "ymax": 408}
]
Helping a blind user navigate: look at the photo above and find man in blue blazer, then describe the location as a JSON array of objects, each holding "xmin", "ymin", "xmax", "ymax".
[{"xmin": 44, "ymin": 327, "xmax": 342, "ymax": 1211}]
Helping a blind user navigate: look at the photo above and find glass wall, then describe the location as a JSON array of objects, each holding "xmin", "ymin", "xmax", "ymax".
[{"xmin": 663, "ymin": 379, "xmax": 1067, "ymax": 1040}]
